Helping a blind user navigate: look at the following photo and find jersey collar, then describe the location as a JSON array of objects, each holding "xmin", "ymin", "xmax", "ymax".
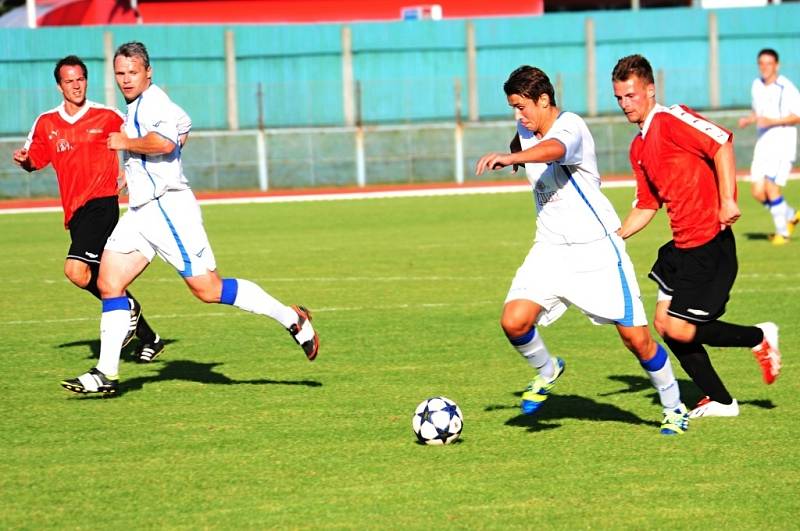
[
  {"xmin": 57, "ymin": 100, "xmax": 93, "ymax": 125},
  {"xmin": 641, "ymin": 103, "xmax": 667, "ymax": 138}
]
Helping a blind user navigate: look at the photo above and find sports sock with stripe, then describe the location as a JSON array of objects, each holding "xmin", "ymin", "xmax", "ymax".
[
  {"xmin": 639, "ymin": 343, "xmax": 681, "ymax": 412},
  {"xmin": 96, "ymin": 296, "xmax": 129, "ymax": 376},
  {"xmin": 768, "ymin": 196, "xmax": 789, "ymax": 237},
  {"xmin": 219, "ymin": 278, "xmax": 297, "ymax": 329},
  {"xmin": 507, "ymin": 326, "xmax": 554, "ymax": 379},
  {"xmin": 127, "ymin": 292, "xmax": 157, "ymax": 344}
]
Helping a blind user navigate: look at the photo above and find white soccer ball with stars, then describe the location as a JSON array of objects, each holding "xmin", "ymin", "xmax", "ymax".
[{"xmin": 412, "ymin": 396, "xmax": 463, "ymax": 445}]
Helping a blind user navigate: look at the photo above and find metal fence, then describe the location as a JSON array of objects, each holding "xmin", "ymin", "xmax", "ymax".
[{"xmin": 0, "ymin": 110, "xmax": 763, "ymax": 199}]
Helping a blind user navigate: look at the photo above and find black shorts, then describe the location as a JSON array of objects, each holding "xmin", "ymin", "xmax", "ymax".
[
  {"xmin": 648, "ymin": 229, "xmax": 738, "ymax": 324},
  {"xmin": 66, "ymin": 196, "xmax": 120, "ymax": 265}
]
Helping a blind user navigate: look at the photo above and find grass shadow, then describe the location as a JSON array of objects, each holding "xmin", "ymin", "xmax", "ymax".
[
  {"xmin": 58, "ymin": 338, "xmax": 179, "ymax": 361},
  {"xmin": 742, "ymin": 232, "xmax": 770, "ymax": 241},
  {"xmin": 487, "ymin": 392, "xmax": 660, "ymax": 433},
  {"xmin": 599, "ymin": 375, "xmax": 703, "ymax": 406},
  {"xmin": 119, "ymin": 360, "xmax": 322, "ymax": 395}
]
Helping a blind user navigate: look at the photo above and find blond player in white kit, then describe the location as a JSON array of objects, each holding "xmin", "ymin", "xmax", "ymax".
[
  {"xmin": 61, "ymin": 41, "xmax": 319, "ymax": 396},
  {"xmin": 475, "ymin": 66, "xmax": 689, "ymax": 435},
  {"xmin": 738, "ymin": 48, "xmax": 800, "ymax": 245}
]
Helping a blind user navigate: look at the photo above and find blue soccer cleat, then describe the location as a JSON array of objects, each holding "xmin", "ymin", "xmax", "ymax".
[
  {"xmin": 520, "ymin": 357, "xmax": 565, "ymax": 415},
  {"xmin": 660, "ymin": 403, "xmax": 690, "ymax": 435}
]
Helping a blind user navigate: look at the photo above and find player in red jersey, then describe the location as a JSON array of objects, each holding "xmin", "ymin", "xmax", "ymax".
[
  {"xmin": 611, "ymin": 54, "xmax": 781, "ymax": 418},
  {"xmin": 12, "ymin": 55, "xmax": 164, "ymax": 363}
]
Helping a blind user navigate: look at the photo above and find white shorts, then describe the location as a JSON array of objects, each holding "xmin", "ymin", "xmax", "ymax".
[
  {"xmin": 750, "ymin": 153, "xmax": 793, "ymax": 187},
  {"xmin": 505, "ymin": 233, "xmax": 648, "ymax": 328},
  {"xmin": 105, "ymin": 189, "xmax": 217, "ymax": 277}
]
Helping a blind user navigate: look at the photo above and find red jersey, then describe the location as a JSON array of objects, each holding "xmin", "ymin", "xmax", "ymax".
[
  {"xmin": 25, "ymin": 101, "xmax": 124, "ymax": 227},
  {"xmin": 629, "ymin": 104, "xmax": 733, "ymax": 248}
]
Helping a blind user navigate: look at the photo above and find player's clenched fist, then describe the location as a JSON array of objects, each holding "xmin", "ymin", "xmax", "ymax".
[
  {"xmin": 107, "ymin": 129, "xmax": 129, "ymax": 151},
  {"xmin": 12, "ymin": 148, "xmax": 30, "ymax": 166}
]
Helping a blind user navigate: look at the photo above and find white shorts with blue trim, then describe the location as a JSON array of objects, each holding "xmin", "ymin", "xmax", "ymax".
[
  {"xmin": 105, "ymin": 188, "xmax": 217, "ymax": 277},
  {"xmin": 505, "ymin": 233, "xmax": 648, "ymax": 327},
  {"xmin": 750, "ymin": 155, "xmax": 793, "ymax": 187}
]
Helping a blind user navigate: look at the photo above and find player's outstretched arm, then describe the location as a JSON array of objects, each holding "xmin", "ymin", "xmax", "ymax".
[
  {"xmin": 474, "ymin": 139, "xmax": 566, "ymax": 176},
  {"xmin": 12, "ymin": 148, "xmax": 36, "ymax": 172},
  {"xmin": 108, "ymin": 130, "xmax": 176, "ymax": 156},
  {"xmin": 756, "ymin": 113, "xmax": 800, "ymax": 128},
  {"xmin": 617, "ymin": 207, "xmax": 657, "ymax": 239}
]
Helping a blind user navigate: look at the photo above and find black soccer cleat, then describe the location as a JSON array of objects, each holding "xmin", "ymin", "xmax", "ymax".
[
  {"xmin": 122, "ymin": 297, "xmax": 142, "ymax": 348},
  {"xmin": 288, "ymin": 305, "xmax": 319, "ymax": 361},
  {"xmin": 135, "ymin": 335, "xmax": 165, "ymax": 363},
  {"xmin": 61, "ymin": 367, "xmax": 119, "ymax": 395}
]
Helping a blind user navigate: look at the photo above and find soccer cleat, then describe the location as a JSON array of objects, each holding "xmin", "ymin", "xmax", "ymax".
[
  {"xmin": 122, "ymin": 297, "xmax": 142, "ymax": 348},
  {"xmin": 520, "ymin": 357, "xmax": 565, "ymax": 415},
  {"xmin": 752, "ymin": 322, "xmax": 781, "ymax": 384},
  {"xmin": 61, "ymin": 367, "xmax": 119, "ymax": 395},
  {"xmin": 689, "ymin": 396, "xmax": 739, "ymax": 418},
  {"xmin": 767, "ymin": 233, "xmax": 789, "ymax": 246},
  {"xmin": 787, "ymin": 212, "xmax": 800, "ymax": 236},
  {"xmin": 135, "ymin": 334, "xmax": 165, "ymax": 363},
  {"xmin": 660, "ymin": 403, "xmax": 689, "ymax": 435},
  {"xmin": 288, "ymin": 305, "xmax": 319, "ymax": 361}
]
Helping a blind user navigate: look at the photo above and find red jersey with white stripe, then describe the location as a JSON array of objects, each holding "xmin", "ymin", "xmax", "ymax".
[
  {"xmin": 24, "ymin": 101, "xmax": 124, "ymax": 227},
  {"xmin": 629, "ymin": 104, "xmax": 733, "ymax": 248}
]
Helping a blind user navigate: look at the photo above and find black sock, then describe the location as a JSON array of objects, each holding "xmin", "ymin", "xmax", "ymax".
[
  {"xmin": 693, "ymin": 320, "xmax": 763, "ymax": 348},
  {"xmin": 126, "ymin": 292, "xmax": 157, "ymax": 343},
  {"xmin": 665, "ymin": 338, "xmax": 733, "ymax": 405}
]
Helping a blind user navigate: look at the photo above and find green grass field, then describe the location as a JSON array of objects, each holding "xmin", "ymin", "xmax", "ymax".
[{"xmin": 1, "ymin": 184, "xmax": 798, "ymax": 529}]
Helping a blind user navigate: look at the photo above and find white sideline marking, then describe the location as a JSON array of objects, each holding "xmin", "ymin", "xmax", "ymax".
[
  {"xmin": 0, "ymin": 181, "xmax": 637, "ymax": 215},
  {"xmin": 0, "ymin": 300, "xmax": 498, "ymax": 326}
]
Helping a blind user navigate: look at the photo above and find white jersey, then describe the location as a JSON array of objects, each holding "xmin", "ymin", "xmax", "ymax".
[
  {"xmin": 518, "ymin": 112, "xmax": 621, "ymax": 245},
  {"xmin": 121, "ymin": 84, "xmax": 193, "ymax": 207},
  {"xmin": 751, "ymin": 75, "xmax": 800, "ymax": 163}
]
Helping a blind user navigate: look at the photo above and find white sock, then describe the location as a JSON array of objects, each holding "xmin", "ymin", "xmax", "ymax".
[
  {"xmin": 640, "ymin": 343, "xmax": 681, "ymax": 412},
  {"xmin": 508, "ymin": 327, "xmax": 554, "ymax": 379},
  {"xmin": 769, "ymin": 197, "xmax": 789, "ymax": 236},
  {"xmin": 223, "ymin": 278, "xmax": 297, "ymax": 329},
  {"xmin": 96, "ymin": 305, "xmax": 129, "ymax": 376}
]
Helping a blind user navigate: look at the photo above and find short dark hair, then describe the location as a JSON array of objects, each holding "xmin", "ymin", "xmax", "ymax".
[
  {"xmin": 54, "ymin": 55, "xmax": 87, "ymax": 83},
  {"xmin": 114, "ymin": 41, "xmax": 150, "ymax": 69},
  {"xmin": 611, "ymin": 54, "xmax": 655, "ymax": 85},
  {"xmin": 503, "ymin": 66, "xmax": 556, "ymax": 106},
  {"xmin": 758, "ymin": 48, "xmax": 779, "ymax": 62}
]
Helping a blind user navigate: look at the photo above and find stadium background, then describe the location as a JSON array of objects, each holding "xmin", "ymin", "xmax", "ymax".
[{"xmin": 0, "ymin": 2, "xmax": 798, "ymax": 196}]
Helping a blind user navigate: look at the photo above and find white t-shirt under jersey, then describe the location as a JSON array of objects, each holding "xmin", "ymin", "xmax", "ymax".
[
  {"xmin": 751, "ymin": 74, "xmax": 800, "ymax": 163},
  {"xmin": 518, "ymin": 111, "xmax": 621, "ymax": 245},
  {"xmin": 121, "ymin": 84, "xmax": 193, "ymax": 207}
]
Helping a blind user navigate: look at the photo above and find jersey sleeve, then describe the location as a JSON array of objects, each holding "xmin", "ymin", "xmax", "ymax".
[
  {"xmin": 173, "ymin": 102, "xmax": 192, "ymax": 135},
  {"xmin": 662, "ymin": 106, "xmax": 732, "ymax": 161},
  {"xmin": 139, "ymin": 92, "xmax": 180, "ymax": 145},
  {"xmin": 548, "ymin": 113, "xmax": 583, "ymax": 165},
  {"xmin": 784, "ymin": 80, "xmax": 800, "ymax": 116},
  {"xmin": 24, "ymin": 117, "xmax": 50, "ymax": 170},
  {"xmin": 629, "ymin": 140, "xmax": 661, "ymax": 210}
]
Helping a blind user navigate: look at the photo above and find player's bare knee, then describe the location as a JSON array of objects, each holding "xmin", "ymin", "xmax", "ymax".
[
  {"xmin": 64, "ymin": 267, "xmax": 89, "ymax": 289},
  {"xmin": 663, "ymin": 323, "xmax": 694, "ymax": 343},
  {"xmin": 500, "ymin": 312, "xmax": 532, "ymax": 339}
]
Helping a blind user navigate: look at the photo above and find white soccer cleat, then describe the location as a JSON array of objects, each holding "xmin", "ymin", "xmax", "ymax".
[
  {"xmin": 752, "ymin": 322, "xmax": 781, "ymax": 384},
  {"xmin": 689, "ymin": 396, "xmax": 739, "ymax": 418}
]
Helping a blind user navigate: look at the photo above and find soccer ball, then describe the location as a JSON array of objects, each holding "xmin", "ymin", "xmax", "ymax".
[{"xmin": 412, "ymin": 396, "xmax": 463, "ymax": 445}]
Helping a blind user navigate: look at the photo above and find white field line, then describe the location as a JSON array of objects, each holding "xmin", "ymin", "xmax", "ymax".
[
  {"xmin": 0, "ymin": 181, "xmax": 635, "ymax": 216},
  {"xmin": 2, "ymin": 282, "xmax": 799, "ymax": 327}
]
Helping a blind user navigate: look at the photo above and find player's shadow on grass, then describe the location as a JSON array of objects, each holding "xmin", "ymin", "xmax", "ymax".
[
  {"xmin": 492, "ymin": 393, "xmax": 660, "ymax": 432},
  {"xmin": 57, "ymin": 338, "xmax": 179, "ymax": 361},
  {"xmin": 600, "ymin": 375, "xmax": 777, "ymax": 411},
  {"xmin": 742, "ymin": 232, "xmax": 771, "ymax": 241},
  {"xmin": 117, "ymin": 359, "xmax": 322, "ymax": 395}
]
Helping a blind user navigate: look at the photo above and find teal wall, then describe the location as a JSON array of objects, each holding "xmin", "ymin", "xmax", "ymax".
[{"xmin": 1, "ymin": 3, "xmax": 799, "ymax": 135}]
